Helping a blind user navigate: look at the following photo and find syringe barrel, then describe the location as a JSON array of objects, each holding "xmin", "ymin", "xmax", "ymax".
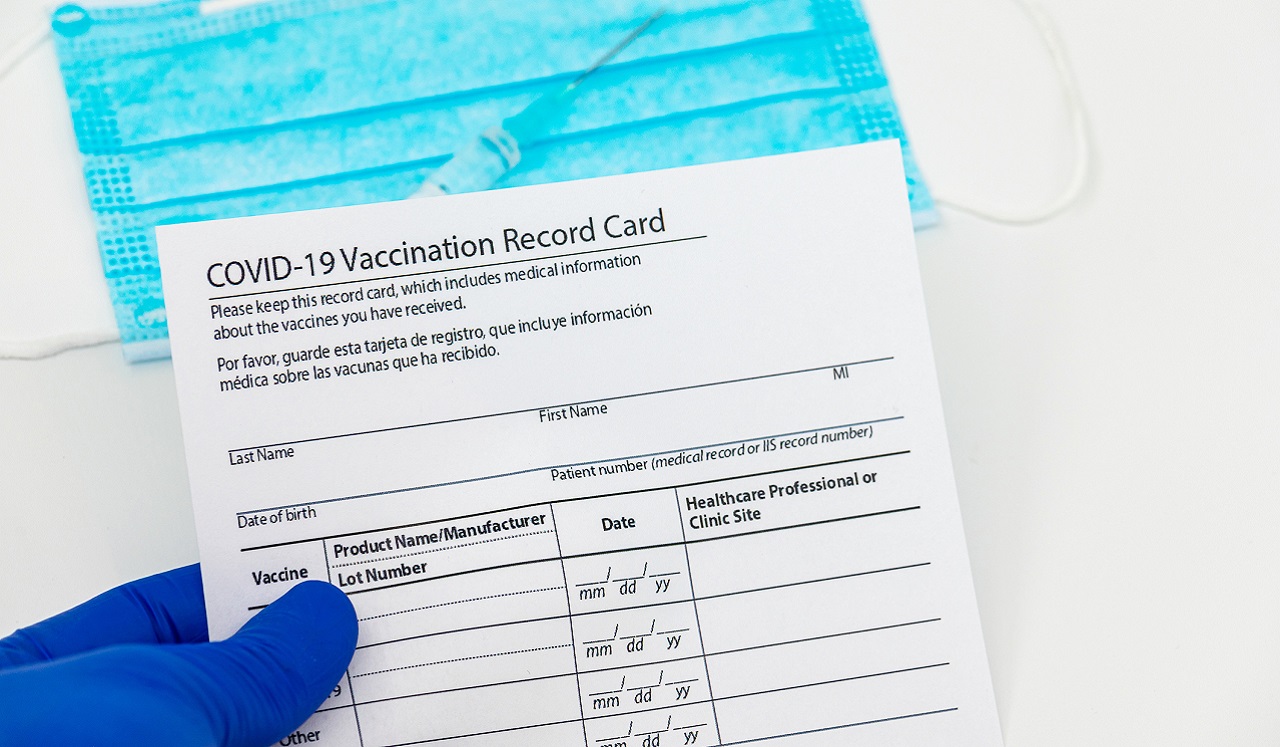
[{"xmin": 413, "ymin": 127, "xmax": 518, "ymax": 197}]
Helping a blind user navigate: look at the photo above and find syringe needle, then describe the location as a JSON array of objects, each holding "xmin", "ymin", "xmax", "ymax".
[{"xmin": 412, "ymin": 10, "xmax": 665, "ymax": 199}]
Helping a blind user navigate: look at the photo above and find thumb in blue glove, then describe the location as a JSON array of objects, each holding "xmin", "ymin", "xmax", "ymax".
[{"xmin": 0, "ymin": 564, "xmax": 357, "ymax": 747}]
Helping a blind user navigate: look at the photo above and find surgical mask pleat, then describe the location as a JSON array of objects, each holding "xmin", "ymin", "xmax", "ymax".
[
  {"xmin": 508, "ymin": 90, "xmax": 918, "ymax": 187},
  {"xmin": 53, "ymin": 0, "xmax": 932, "ymax": 360},
  {"xmin": 94, "ymin": 89, "xmax": 925, "ymax": 305},
  {"xmin": 63, "ymin": 0, "xmax": 817, "ymax": 150},
  {"xmin": 93, "ymin": 34, "xmax": 858, "ymax": 207}
]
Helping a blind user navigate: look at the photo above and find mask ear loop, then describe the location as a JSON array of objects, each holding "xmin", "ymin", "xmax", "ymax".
[
  {"xmin": 931, "ymin": 0, "xmax": 1093, "ymax": 226},
  {"xmin": 0, "ymin": 18, "xmax": 122, "ymax": 360},
  {"xmin": 0, "ymin": 20, "xmax": 51, "ymax": 81}
]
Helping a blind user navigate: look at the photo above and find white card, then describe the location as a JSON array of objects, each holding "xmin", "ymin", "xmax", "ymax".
[{"xmin": 159, "ymin": 142, "xmax": 1002, "ymax": 747}]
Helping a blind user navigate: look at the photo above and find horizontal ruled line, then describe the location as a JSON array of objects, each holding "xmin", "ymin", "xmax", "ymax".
[
  {"xmin": 346, "ymin": 618, "xmax": 942, "ymax": 705},
  {"xmin": 715, "ymin": 662, "xmax": 950, "ymax": 701},
  {"xmin": 229, "ymin": 357, "xmax": 891, "ymax": 457},
  {"xmin": 718, "ymin": 707, "xmax": 960, "ymax": 745},
  {"xmin": 316, "ymin": 670, "xmax": 578, "ymax": 714},
  {"xmin": 248, "ymin": 507, "xmax": 921, "ymax": 610},
  {"xmin": 706, "ymin": 617, "xmax": 942, "ymax": 661},
  {"xmin": 310, "ymin": 506, "xmax": 921, "ymax": 604},
  {"xmin": 367, "ymin": 666, "xmax": 954, "ymax": 746},
  {"xmin": 353, "ymin": 643, "xmax": 572, "ymax": 678},
  {"xmin": 357, "ymin": 585, "xmax": 564, "ymax": 622},
  {"xmin": 240, "ymin": 449, "xmax": 909, "ymax": 549},
  {"xmin": 350, "ymin": 563, "xmax": 931, "ymax": 651},
  {"xmin": 240, "ymin": 420, "xmax": 902, "ymax": 517}
]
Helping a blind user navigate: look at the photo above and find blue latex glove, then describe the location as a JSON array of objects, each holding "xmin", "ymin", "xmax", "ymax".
[{"xmin": 0, "ymin": 565, "xmax": 357, "ymax": 746}]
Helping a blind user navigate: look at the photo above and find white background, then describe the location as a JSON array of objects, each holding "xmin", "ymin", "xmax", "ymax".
[{"xmin": 1, "ymin": 0, "xmax": 1278, "ymax": 744}]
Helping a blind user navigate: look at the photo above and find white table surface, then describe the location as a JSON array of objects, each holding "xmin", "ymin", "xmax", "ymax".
[{"xmin": 2, "ymin": 1, "xmax": 1278, "ymax": 744}]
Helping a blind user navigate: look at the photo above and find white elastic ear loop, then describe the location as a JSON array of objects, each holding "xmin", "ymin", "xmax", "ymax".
[
  {"xmin": 0, "ymin": 19, "xmax": 122, "ymax": 360},
  {"xmin": 0, "ymin": 329, "xmax": 122, "ymax": 359},
  {"xmin": 0, "ymin": 20, "xmax": 50, "ymax": 81},
  {"xmin": 932, "ymin": 0, "xmax": 1093, "ymax": 226}
]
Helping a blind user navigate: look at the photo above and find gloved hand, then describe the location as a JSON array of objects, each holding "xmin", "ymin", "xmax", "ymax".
[{"xmin": 0, "ymin": 564, "xmax": 357, "ymax": 747}]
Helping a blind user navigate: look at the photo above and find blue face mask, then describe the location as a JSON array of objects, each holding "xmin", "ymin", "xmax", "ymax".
[{"xmin": 51, "ymin": 0, "xmax": 934, "ymax": 361}]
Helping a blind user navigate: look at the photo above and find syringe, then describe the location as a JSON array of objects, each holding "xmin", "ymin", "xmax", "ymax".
[{"xmin": 411, "ymin": 10, "xmax": 664, "ymax": 199}]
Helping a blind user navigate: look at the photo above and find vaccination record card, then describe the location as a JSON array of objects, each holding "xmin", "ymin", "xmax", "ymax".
[{"xmin": 157, "ymin": 141, "xmax": 1003, "ymax": 747}]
